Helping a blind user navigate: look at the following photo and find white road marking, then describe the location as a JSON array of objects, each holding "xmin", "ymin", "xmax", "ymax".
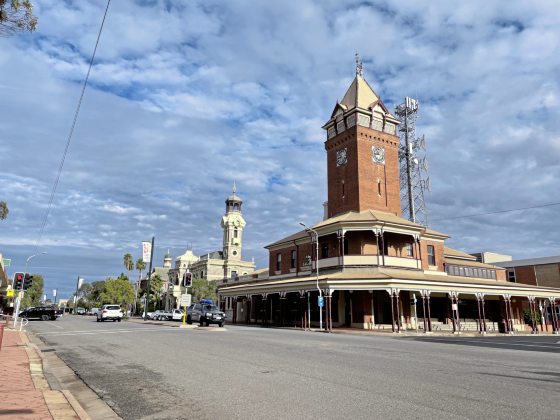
[
  {"xmin": 39, "ymin": 322, "xmax": 65, "ymax": 330},
  {"xmin": 427, "ymin": 337, "xmax": 558, "ymax": 349},
  {"xmin": 36, "ymin": 327, "xmax": 179, "ymax": 337}
]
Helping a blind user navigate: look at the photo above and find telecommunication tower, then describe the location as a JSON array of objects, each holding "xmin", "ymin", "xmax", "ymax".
[{"xmin": 395, "ymin": 97, "xmax": 430, "ymax": 226}]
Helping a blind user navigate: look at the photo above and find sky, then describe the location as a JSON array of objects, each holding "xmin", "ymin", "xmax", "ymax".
[{"xmin": 1, "ymin": 0, "xmax": 559, "ymax": 299}]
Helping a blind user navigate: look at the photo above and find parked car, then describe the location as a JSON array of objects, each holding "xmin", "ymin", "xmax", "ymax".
[
  {"xmin": 187, "ymin": 301, "xmax": 225, "ymax": 327},
  {"xmin": 88, "ymin": 308, "xmax": 100, "ymax": 316},
  {"xmin": 76, "ymin": 307, "xmax": 86, "ymax": 315},
  {"xmin": 19, "ymin": 306, "xmax": 57, "ymax": 321},
  {"xmin": 96, "ymin": 305, "xmax": 123, "ymax": 322}
]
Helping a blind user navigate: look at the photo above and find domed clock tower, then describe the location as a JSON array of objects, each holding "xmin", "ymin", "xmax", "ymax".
[{"xmin": 221, "ymin": 183, "xmax": 246, "ymax": 261}]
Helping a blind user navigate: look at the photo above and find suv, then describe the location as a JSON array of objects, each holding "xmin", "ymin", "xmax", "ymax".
[
  {"xmin": 97, "ymin": 305, "xmax": 123, "ymax": 322},
  {"xmin": 19, "ymin": 306, "xmax": 57, "ymax": 321},
  {"xmin": 187, "ymin": 301, "xmax": 226, "ymax": 327}
]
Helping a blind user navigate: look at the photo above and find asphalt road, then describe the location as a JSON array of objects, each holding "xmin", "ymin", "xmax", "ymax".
[{"xmin": 28, "ymin": 316, "xmax": 560, "ymax": 420}]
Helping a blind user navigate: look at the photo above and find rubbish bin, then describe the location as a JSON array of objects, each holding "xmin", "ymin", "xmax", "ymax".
[{"xmin": 0, "ymin": 323, "xmax": 4, "ymax": 352}]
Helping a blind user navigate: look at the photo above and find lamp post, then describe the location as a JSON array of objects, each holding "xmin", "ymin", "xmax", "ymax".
[
  {"xmin": 14, "ymin": 252, "xmax": 47, "ymax": 326},
  {"xmin": 299, "ymin": 222, "xmax": 322, "ymax": 331}
]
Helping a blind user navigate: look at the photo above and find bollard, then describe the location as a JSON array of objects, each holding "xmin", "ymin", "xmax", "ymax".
[{"xmin": 0, "ymin": 324, "xmax": 4, "ymax": 352}]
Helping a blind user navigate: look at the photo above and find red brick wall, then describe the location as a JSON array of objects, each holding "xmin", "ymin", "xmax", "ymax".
[
  {"xmin": 325, "ymin": 125, "xmax": 401, "ymax": 218},
  {"xmin": 269, "ymin": 241, "xmax": 313, "ymax": 276},
  {"xmin": 513, "ymin": 266, "xmax": 537, "ymax": 286},
  {"xmin": 420, "ymin": 240, "xmax": 445, "ymax": 271}
]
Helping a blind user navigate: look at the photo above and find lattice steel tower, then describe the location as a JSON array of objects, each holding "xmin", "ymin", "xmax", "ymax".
[{"xmin": 395, "ymin": 97, "xmax": 430, "ymax": 226}]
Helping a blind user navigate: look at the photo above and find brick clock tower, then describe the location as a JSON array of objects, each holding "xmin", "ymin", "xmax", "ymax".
[{"xmin": 323, "ymin": 62, "xmax": 401, "ymax": 218}]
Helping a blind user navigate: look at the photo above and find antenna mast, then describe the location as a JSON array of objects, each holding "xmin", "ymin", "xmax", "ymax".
[{"xmin": 395, "ymin": 97, "xmax": 430, "ymax": 226}]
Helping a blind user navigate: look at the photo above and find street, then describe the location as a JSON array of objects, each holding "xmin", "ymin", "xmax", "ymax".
[{"xmin": 28, "ymin": 316, "xmax": 560, "ymax": 420}]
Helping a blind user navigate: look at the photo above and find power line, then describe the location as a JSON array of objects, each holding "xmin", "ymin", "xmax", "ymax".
[
  {"xmin": 431, "ymin": 201, "xmax": 560, "ymax": 222},
  {"xmin": 34, "ymin": 0, "xmax": 111, "ymax": 252}
]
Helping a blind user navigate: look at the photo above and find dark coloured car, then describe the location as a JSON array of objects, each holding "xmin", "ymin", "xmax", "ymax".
[
  {"xmin": 187, "ymin": 301, "xmax": 226, "ymax": 327},
  {"xmin": 19, "ymin": 306, "xmax": 57, "ymax": 321}
]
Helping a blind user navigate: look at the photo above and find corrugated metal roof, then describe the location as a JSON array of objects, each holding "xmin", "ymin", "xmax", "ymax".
[{"xmin": 494, "ymin": 256, "xmax": 560, "ymax": 268}]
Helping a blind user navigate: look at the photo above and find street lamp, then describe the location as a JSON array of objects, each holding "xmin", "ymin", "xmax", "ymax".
[
  {"xmin": 299, "ymin": 222, "xmax": 323, "ymax": 331},
  {"xmin": 14, "ymin": 251, "xmax": 47, "ymax": 326}
]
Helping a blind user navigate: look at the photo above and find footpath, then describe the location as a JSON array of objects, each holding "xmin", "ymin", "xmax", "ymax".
[{"xmin": 0, "ymin": 327, "xmax": 99, "ymax": 420}]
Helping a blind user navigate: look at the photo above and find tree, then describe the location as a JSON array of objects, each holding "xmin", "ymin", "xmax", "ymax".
[
  {"xmin": 150, "ymin": 274, "xmax": 164, "ymax": 309},
  {"xmin": 86, "ymin": 280, "xmax": 106, "ymax": 308},
  {"xmin": 0, "ymin": 201, "xmax": 8, "ymax": 220},
  {"xmin": 135, "ymin": 258, "xmax": 146, "ymax": 281},
  {"xmin": 99, "ymin": 274, "xmax": 134, "ymax": 307},
  {"xmin": 190, "ymin": 278, "xmax": 218, "ymax": 303},
  {"xmin": 123, "ymin": 253, "xmax": 134, "ymax": 276},
  {"xmin": 20, "ymin": 273, "xmax": 43, "ymax": 308},
  {"xmin": 0, "ymin": 0, "xmax": 38, "ymax": 36}
]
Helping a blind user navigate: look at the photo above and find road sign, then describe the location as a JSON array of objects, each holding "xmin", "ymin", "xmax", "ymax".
[
  {"xmin": 180, "ymin": 294, "xmax": 192, "ymax": 307},
  {"xmin": 452, "ymin": 303, "xmax": 458, "ymax": 311},
  {"xmin": 318, "ymin": 296, "xmax": 324, "ymax": 307},
  {"xmin": 6, "ymin": 289, "xmax": 14, "ymax": 297},
  {"xmin": 2, "ymin": 258, "xmax": 11, "ymax": 267}
]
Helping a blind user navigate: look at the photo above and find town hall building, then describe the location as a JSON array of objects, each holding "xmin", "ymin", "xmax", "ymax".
[{"xmin": 217, "ymin": 64, "xmax": 560, "ymax": 334}]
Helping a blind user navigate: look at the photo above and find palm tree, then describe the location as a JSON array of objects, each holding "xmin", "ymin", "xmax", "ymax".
[
  {"xmin": 135, "ymin": 258, "xmax": 146, "ymax": 281},
  {"xmin": 134, "ymin": 258, "xmax": 146, "ymax": 315},
  {"xmin": 123, "ymin": 253, "xmax": 134, "ymax": 276}
]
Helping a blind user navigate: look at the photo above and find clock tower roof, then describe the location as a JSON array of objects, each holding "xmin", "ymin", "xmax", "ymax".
[{"xmin": 323, "ymin": 61, "xmax": 399, "ymax": 129}]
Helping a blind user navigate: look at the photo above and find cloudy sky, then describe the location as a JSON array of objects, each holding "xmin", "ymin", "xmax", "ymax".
[{"xmin": 1, "ymin": 0, "xmax": 559, "ymax": 298}]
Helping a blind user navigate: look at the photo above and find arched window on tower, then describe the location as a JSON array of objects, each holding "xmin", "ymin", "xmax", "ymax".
[{"xmin": 234, "ymin": 228, "xmax": 238, "ymax": 238}]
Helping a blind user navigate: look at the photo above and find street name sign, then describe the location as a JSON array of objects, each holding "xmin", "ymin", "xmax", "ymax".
[
  {"xmin": 180, "ymin": 294, "xmax": 192, "ymax": 307},
  {"xmin": 2, "ymin": 258, "xmax": 11, "ymax": 267}
]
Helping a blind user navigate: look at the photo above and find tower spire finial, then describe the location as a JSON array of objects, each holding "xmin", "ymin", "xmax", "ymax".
[
  {"xmin": 232, "ymin": 180, "xmax": 237, "ymax": 195},
  {"xmin": 355, "ymin": 52, "xmax": 363, "ymax": 77}
]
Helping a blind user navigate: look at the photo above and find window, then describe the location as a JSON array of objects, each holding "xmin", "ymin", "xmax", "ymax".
[
  {"xmin": 377, "ymin": 179, "xmax": 382, "ymax": 196},
  {"xmin": 507, "ymin": 270, "xmax": 516, "ymax": 283},
  {"xmin": 234, "ymin": 228, "xmax": 238, "ymax": 238},
  {"xmin": 405, "ymin": 243, "xmax": 413, "ymax": 257},
  {"xmin": 276, "ymin": 253, "xmax": 282, "ymax": 271},
  {"xmin": 321, "ymin": 243, "xmax": 329, "ymax": 259},
  {"xmin": 427, "ymin": 245, "xmax": 436, "ymax": 266},
  {"xmin": 290, "ymin": 250, "xmax": 296, "ymax": 269},
  {"xmin": 342, "ymin": 180, "xmax": 345, "ymax": 197},
  {"xmin": 231, "ymin": 271, "xmax": 237, "ymax": 279}
]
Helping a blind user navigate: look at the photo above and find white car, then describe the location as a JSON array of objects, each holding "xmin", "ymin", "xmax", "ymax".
[{"xmin": 96, "ymin": 304, "xmax": 123, "ymax": 322}]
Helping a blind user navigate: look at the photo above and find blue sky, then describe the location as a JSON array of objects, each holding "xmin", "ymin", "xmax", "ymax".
[{"xmin": 1, "ymin": 0, "xmax": 559, "ymax": 298}]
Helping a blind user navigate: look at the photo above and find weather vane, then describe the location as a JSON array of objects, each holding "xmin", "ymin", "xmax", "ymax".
[{"xmin": 355, "ymin": 52, "xmax": 363, "ymax": 77}]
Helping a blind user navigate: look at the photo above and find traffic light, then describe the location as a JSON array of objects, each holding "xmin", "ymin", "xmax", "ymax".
[
  {"xmin": 23, "ymin": 273, "xmax": 33, "ymax": 290},
  {"xmin": 13, "ymin": 272, "xmax": 24, "ymax": 290},
  {"xmin": 183, "ymin": 272, "xmax": 192, "ymax": 288}
]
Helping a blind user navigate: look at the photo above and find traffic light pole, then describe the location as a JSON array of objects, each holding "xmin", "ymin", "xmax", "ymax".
[{"xmin": 13, "ymin": 252, "xmax": 46, "ymax": 327}]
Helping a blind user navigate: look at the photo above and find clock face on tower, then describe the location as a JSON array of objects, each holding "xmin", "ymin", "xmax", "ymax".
[
  {"xmin": 336, "ymin": 148, "xmax": 347, "ymax": 166},
  {"xmin": 372, "ymin": 146, "xmax": 385, "ymax": 164}
]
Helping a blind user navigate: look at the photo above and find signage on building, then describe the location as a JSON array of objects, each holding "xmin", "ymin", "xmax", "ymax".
[
  {"xmin": 142, "ymin": 241, "xmax": 152, "ymax": 263},
  {"xmin": 180, "ymin": 293, "xmax": 192, "ymax": 307},
  {"xmin": 2, "ymin": 258, "xmax": 11, "ymax": 267}
]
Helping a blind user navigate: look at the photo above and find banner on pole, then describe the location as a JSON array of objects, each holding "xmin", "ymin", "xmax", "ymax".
[
  {"xmin": 78, "ymin": 278, "xmax": 84, "ymax": 290},
  {"xmin": 53, "ymin": 289, "xmax": 57, "ymax": 297},
  {"xmin": 142, "ymin": 241, "xmax": 152, "ymax": 263}
]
